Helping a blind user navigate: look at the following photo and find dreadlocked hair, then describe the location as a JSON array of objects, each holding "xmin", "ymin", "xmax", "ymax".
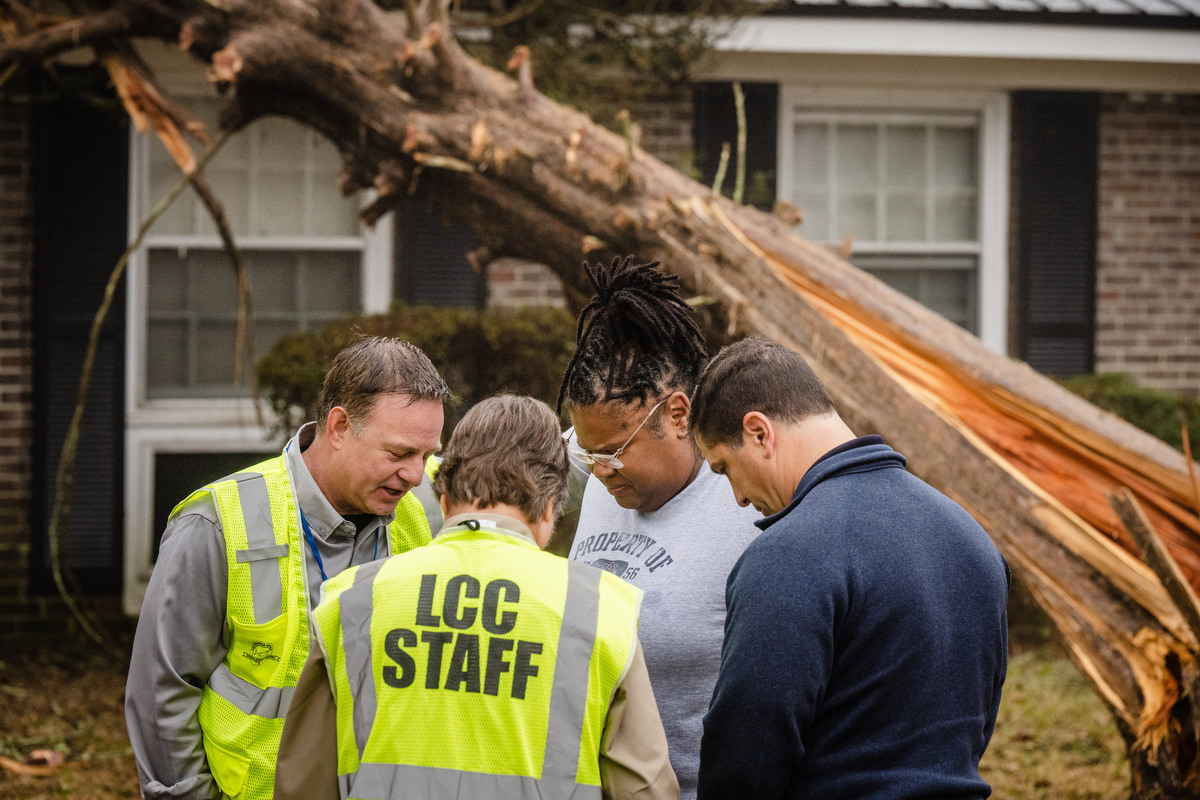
[{"xmin": 556, "ymin": 255, "xmax": 707, "ymax": 413}]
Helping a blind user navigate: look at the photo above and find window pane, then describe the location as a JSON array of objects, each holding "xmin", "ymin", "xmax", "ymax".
[
  {"xmin": 792, "ymin": 123, "xmax": 828, "ymax": 188},
  {"xmin": 886, "ymin": 191, "xmax": 925, "ymax": 241},
  {"xmin": 148, "ymin": 254, "xmax": 188, "ymax": 311},
  {"xmin": 147, "ymin": 320, "xmax": 188, "ymax": 388},
  {"xmin": 935, "ymin": 127, "xmax": 977, "ymax": 189},
  {"xmin": 202, "ymin": 166, "xmax": 251, "ymax": 237},
  {"xmin": 192, "ymin": 251, "xmax": 242, "ymax": 312},
  {"xmin": 857, "ymin": 253, "xmax": 978, "ymax": 334},
  {"xmin": 886, "ymin": 126, "xmax": 926, "ymax": 188},
  {"xmin": 836, "ymin": 125, "xmax": 877, "ymax": 189},
  {"xmin": 310, "ymin": 176, "xmax": 361, "ymax": 237},
  {"xmin": 257, "ymin": 118, "xmax": 309, "ymax": 166},
  {"xmin": 935, "ymin": 193, "xmax": 978, "ymax": 241},
  {"xmin": 196, "ymin": 320, "xmax": 240, "ymax": 386},
  {"xmin": 149, "ymin": 171, "xmax": 196, "ymax": 235},
  {"xmin": 837, "ymin": 191, "xmax": 877, "ymax": 241},
  {"xmin": 255, "ymin": 170, "xmax": 307, "ymax": 236},
  {"xmin": 250, "ymin": 252, "xmax": 300, "ymax": 313},
  {"xmin": 304, "ymin": 253, "xmax": 361, "ymax": 313},
  {"xmin": 794, "ymin": 189, "xmax": 829, "ymax": 241},
  {"xmin": 147, "ymin": 248, "xmax": 362, "ymax": 397}
]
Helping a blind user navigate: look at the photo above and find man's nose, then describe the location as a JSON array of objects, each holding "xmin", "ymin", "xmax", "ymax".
[
  {"xmin": 397, "ymin": 457, "xmax": 425, "ymax": 486},
  {"xmin": 591, "ymin": 460, "xmax": 618, "ymax": 478}
]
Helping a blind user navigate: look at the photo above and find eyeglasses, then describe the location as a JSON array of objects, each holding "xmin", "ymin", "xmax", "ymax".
[{"xmin": 566, "ymin": 398, "xmax": 667, "ymax": 470}]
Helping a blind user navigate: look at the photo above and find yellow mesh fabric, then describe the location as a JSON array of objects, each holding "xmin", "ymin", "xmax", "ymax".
[
  {"xmin": 576, "ymin": 571, "xmax": 641, "ymax": 785},
  {"xmin": 365, "ymin": 531, "xmax": 563, "ymax": 776},
  {"xmin": 191, "ymin": 455, "xmax": 311, "ymax": 800},
  {"xmin": 314, "ymin": 566, "xmax": 364, "ymax": 776},
  {"xmin": 320, "ymin": 525, "xmax": 641, "ymax": 788},
  {"xmin": 197, "ymin": 692, "xmax": 286, "ymax": 798}
]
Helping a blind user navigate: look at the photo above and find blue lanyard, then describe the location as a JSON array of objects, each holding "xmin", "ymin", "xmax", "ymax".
[{"xmin": 299, "ymin": 508, "xmax": 382, "ymax": 583}]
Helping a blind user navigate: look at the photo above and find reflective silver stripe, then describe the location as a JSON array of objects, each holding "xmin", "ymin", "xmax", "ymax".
[
  {"xmin": 208, "ymin": 661, "xmax": 294, "ymax": 718},
  {"xmin": 340, "ymin": 560, "xmax": 390, "ymax": 761},
  {"xmin": 235, "ymin": 474, "xmax": 283, "ymax": 622},
  {"xmin": 336, "ymin": 561, "xmax": 602, "ymax": 796},
  {"xmin": 410, "ymin": 479, "xmax": 443, "ymax": 535},
  {"xmin": 542, "ymin": 561, "xmax": 601, "ymax": 783},
  {"xmin": 339, "ymin": 763, "xmax": 602, "ymax": 800},
  {"xmin": 236, "ymin": 543, "xmax": 289, "ymax": 562}
]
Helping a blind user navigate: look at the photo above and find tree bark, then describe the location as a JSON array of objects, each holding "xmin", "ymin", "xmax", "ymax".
[{"xmin": 4, "ymin": 0, "xmax": 1200, "ymax": 794}]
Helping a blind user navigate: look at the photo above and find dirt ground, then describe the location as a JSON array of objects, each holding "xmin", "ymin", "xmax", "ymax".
[
  {"xmin": 0, "ymin": 630, "xmax": 139, "ymax": 800},
  {"xmin": 1, "ymin": 615, "xmax": 1128, "ymax": 799}
]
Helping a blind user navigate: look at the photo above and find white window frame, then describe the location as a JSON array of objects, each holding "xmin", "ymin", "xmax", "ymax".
[
  {"xmin": 777, "ymin": 87, "xmax": 1009, "ymax": 354},
  {"xmin": 122, "ymin": 95, "xmax": 393, "ymax": 614}
]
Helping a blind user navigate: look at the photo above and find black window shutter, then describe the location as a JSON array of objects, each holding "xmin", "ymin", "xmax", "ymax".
[
  {"xmin": 394, "ymin": 198, "xmax": 486, "ymax": 309},
  {"xmin": 693, "ymin": 82, "xmax": 778, "ymax": 210},
  {"xmin": 31, "ymin": 69, "xmax": 128, "ymax": 594},
  {"xmin": 1014, "ymin": 91, "xmax": 1099, "ymax": 378}
]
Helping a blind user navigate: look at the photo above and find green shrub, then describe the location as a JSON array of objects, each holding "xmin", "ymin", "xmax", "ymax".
[
  {"xmin": 1059, "ymin": 372, "xmax": 1200, "ymax": 454},
  {"xmin": 256, "ymin": 304, "xmax": 577, "ymax": 440}
]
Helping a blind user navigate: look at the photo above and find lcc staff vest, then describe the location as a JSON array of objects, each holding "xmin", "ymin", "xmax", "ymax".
[
  {"xmin": 180, "ymin": 454, "xmax": 436, "ymax": 800},
  {"xmin": 314, "ymin": 520, "xmax": 643, "ymax": 800}
]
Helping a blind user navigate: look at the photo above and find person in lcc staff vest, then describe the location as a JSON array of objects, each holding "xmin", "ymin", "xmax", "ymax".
[
  {"xmin": 275, "ymin": 394, "xmax": 679, "ymax": 800},
  {"xmin": 126, "ymin": 336, "xmax": 452, "ymax": 800}
]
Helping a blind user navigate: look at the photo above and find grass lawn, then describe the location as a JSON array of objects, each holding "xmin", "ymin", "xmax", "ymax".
[{"xmin": 980, "ymin": 590, "xmax": 1131, "ymax": 799}]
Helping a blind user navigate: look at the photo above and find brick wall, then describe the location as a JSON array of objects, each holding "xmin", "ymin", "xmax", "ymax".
[
  {"xmin": 486, "ymin": 257, "xmax": 567, "ymax": 310},
  {"xmin": 1095, "ymin": 93, "xmax": 1200, "ymax": 398},
  {"xmin": 0, "ymin": 101, "xmax": 37, "ymax": 635},
  {"xmin": 630, "ymin": 87, "xmax": 696, "ymax": 175}
]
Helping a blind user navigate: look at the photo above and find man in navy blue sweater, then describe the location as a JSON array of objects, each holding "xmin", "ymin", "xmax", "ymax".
[{"xmin": 689, "ymin": 336, "xmax": 1010, "ymax": 800}]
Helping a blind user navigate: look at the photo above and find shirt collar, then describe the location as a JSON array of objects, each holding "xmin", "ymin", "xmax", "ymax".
[
  {"xmin": 285, "ymin": 421, "xmax": 397, "ymax": 540},
  {"xmin": 439, "ymin": 511, "xmax": 538, "ymax": 545}
]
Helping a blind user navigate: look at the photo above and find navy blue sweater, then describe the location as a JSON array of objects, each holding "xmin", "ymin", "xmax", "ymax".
[{"xmin": 697, "ymin": 438, "xmax": 1010, "ymax": 800}]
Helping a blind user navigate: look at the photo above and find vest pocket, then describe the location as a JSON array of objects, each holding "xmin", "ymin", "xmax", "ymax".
[
  {"xmin": 203, "ymin": 733, "xmax": 251, "ymax": 798},
  {"xmin": 227, "ymin": 613, "xmax": 289, "ymax": 689}
]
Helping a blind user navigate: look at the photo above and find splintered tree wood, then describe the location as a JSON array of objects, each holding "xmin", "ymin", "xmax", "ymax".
[{"xmin": 3, "ymin": 0, "xmax": 1200, "ymax": 794}]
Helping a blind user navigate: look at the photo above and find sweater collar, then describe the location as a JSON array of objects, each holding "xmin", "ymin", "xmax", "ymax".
[{"xmin": 756, "ymin": 435, "xmax": 902, "ymax": 531}]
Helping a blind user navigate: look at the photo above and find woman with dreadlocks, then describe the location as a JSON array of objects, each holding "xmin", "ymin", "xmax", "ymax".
[{"xmin": 558, "ymin": 256, "xmax": 760, "ymax": 800}]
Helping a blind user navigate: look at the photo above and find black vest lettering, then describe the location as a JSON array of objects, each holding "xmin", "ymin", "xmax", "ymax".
[
  {"xmin": 421, "ymin": 630, "xmax": 454, "ymax": 689},
  {"xmin": 382, "ymin": 628, "xmax": 417, "ymax": 689},
  {"xmin": 512, "ymin": 640, "xmax": 542, "ymax": 700},
  {"xmin": 444, "ymin": 574, "xmax": 481, "ymax": 630},
  {"xmin": 482, "ymin": 579, "xmax": 520, "ymax": 635},
  {"xmin": 444, "ymin": 633, "xmax": 481, "ymax": 693},
  {"xmin": 484, "ymin": 637, "xmax": 515, "ymax": 696}
]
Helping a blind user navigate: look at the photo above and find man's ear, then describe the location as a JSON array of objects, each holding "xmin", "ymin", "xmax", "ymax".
[
  {"xmin": 665, "ymin": 390, "xmax": 691, "ymax": 437},
  {"xmin": 325, "ymin": 406, "xmax": 352, "ymax": 448},
  {"xmin": 742, "ymin": 411, "xmax": 776, "ymax": 456}
]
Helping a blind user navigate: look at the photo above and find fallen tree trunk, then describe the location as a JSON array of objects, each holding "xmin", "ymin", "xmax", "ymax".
[{"xmin": 3, "ymin": 1, "xmax": 1199, "ymax": 794}]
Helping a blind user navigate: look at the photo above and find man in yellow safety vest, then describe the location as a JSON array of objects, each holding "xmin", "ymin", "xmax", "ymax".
[
  {"xmin": 126, "ymin": 336, "xmax": 452, "ymax": 800},
  {"xmin": 275, "ymin": 394, "xmax": 679, "ymax": 800}
]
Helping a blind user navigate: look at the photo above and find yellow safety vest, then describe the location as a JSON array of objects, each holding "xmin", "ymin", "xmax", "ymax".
[
  {"xmin": 180, "ymin": 453, "xmax": 437, "ymax": 800},
  {"xmin": 314, "ymin": 519, "xmax": 642, "ymax": 800}
]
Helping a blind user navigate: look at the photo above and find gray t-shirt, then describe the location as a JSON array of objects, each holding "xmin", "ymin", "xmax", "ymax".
[{"xmin": 569, "ymin": 467, "xmax": 761, "ymax": 800}]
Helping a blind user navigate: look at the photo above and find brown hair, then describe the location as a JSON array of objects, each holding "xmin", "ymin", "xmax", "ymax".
[
  {"xmin": 690, "ymin": 336, "xmax": 834, "ymax": 448},
  {"xmin": 433, "ymin": 394, "xmax": 570, "ymax": 523},
  {"xmin": 317, "ymin": 336, "xmax": 452, "ymax": 434}
]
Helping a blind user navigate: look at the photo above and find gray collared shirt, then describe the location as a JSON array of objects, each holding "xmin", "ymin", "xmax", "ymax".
[{"xmin": 124, "ymin": 423, "xmax": 408, "ymax": 800}]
